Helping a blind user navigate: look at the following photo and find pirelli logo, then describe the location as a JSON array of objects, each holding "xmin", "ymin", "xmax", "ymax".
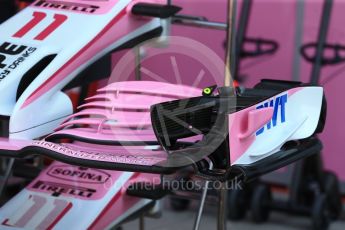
[{"xmin": 34, "ymin": 0, "xmax": 100, "ymax": 14}]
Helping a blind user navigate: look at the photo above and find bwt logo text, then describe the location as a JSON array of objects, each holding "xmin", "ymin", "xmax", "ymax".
[{"xmin": 256, "ymin": 94, "xmax": 288, "ymax": 136}]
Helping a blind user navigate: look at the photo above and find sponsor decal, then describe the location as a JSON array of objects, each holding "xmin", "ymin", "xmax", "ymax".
[
  {"xmin": 32, "ymin": 180, "xmax": 96, "ymax": 198},
  {"xmin": 47, "ymin": 165, "xmax": 110, "ymax": 184},
  {"xmin": 2, "ymin": 195, "xmax": 72, "ymax": 229},
  {"xmin": 33, "ymin": 141, "xmax": 164, "ymax": 166},
  {"xmin": 0, "ymin": 42, "xmax": 37, "ymax": 81},
  {"xmin": 34, "ymin": 0, "xmax": 100, "ymax": 14},
  {"xmin": 13, "ymin": 12, "xmax": 67, "ymax": 40},
  {"xmin": 256, "ymin": 93, "xmax": 288, "ymax": 136}
]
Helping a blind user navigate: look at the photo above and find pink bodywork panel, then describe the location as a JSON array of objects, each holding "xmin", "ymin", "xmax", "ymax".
[
  {"xmin": 77, "ymin": 93, "xmax": 177, "ymax": 111},
  {"xmin": 237, "ymin": 108, "xmax": 274, "ymax": 140},
  {"xmin": 21, "ymin": 161, "xmax": 160, "ymax": 229},
  {"xmin": 27, "ymin": 161, "xmax": 159, "ymax": 200},
  {"xmin": 27, "ymin": 162, "xmax": 123, "ymax": 200},
  {"xmin": 0, "ymin": 81, "xmax": 201, "ymax": 171},
  {"xmin": 98, "ymin": 80, "xmax": 202, "ymax": 98},
  {"xmin": 50, "ymin": 128, "xmax": 157, "ymax": 142},
  {"xmin": 0, "ymin": 138, "xmax": 30, "ymax": 151},
  {"xmin": 229, "ymin": 108, "xmax": 261, "ymax": 164},
  {"xmin": 52, "ymin": 81, "xmax": 201, "ymax": 143},
  {"xmin": 229, "ymin": 88, "xmax": 302, "ymax": 164},
  {"xmin": 60, "ymin": 109, "xmax": 151, "ymax": 128}
]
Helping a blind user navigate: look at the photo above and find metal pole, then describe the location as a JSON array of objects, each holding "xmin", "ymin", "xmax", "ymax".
[
  {"xmin": 139, "ymin": 214, "xmax": 145, "ymax": 230},
  {"xmin": 171, "ymin": 17, "xmax": 227, "ymax": 30},
  {"xmin": 217, "ymin": 182, "xmax": 228, "ymax": 230},
  {"xmin": 0, "ymin": 158, "xmax": 14, "ymax": 198},
  {"xmin": 0, "ymin": 119, "xmax": 11, "ymax": 198},
  {"xmin": 220, "ymin": 2, "xmax": 236, "ymax": 228},
  {"xmin": 310, "ymin": 0, "xmax": 333, "ymax": 85},
  {"xmin": 234, "ymin": 0, "xmax": 252, "ymax": 80},
  {"xmin": 225, "ymin": 0, "xmax": 237, "ymax": 88},
  {"xmin": 193, "ymin": 163, "xmax": 213, "ymax": 230},
  {"xmin": 193, "ymin": 181, "xmax": 210, "ymax": 230},
  {"xmin": 230, "ymin": 0, "xmax": 238, "ymax": 80},
  {"xmin": 134, "ymin": 46, "xmax": 142, "ymax": 81},
  {"xmin": 292, "ymin": 0, "xmax": 305, "ymax": 81}
]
